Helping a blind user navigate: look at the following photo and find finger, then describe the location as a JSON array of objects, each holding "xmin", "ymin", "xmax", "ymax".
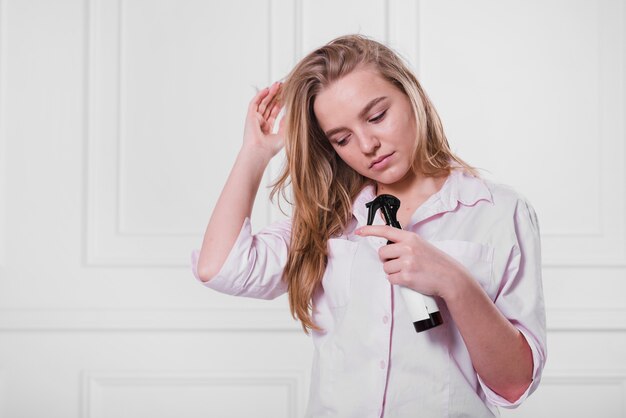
[
  {"xmin": 267, "ymin": 106, "xmax": 280, "ymax": 129},
  {"xmin": 387, "ymin": 271, "xmax": 411, "ymax": 287},
  {"xmin": 253, "ymin": 112, "xmax": 267, "ymax": 134},
  {"xmin": 262, "ymin": 84, "xmax": 283, "ymax": 120},
  {"xmin": 378, "ymin": 242, "xmax": 407, "ymax": 261},
  {"xmin": 266, "ymin": 101, "xmax": 283, "ymax": 127},
  {"xmin": 382, "ymin": 258, "xmax": 403, "ymax": 275},
  {"xmin": 258, "ymin": 82, "xmax": 280, "ymax": 115},
  {"xmin": 250, "ymin": 87, "xmax": 270, "ymax": 110},
  {"xmin": 266, "ymin": 117, "xmax": 276, "ymax": 134},
  {"xmin": 355, "ymin": 225, "xmax": 405, "ymax": 242},
  {"xmin": 263, "ymin": 94, "xmax": 280, "ymax": 120}
]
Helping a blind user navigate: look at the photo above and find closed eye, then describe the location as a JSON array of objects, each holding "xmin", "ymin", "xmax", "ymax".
[
  {"xmin": 369, "ymin": 110, "xmax": 387, "ymax": 123},
  {"xmin": 337, "ymin": 110, "xmax": 387, "ymax": 147}
]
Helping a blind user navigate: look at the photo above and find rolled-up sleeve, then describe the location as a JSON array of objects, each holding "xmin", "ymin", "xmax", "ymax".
[
  {"xmin": 479, "ymin": 197, "xmax": 547, "ymax": 408},
  {"xmin": 190, "ymin": 216, "xmax": 291, "ymax": 300}
]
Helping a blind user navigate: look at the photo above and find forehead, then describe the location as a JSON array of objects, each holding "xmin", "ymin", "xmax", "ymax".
[{"xmin": 313, "ymin": 67, "xmax": 394, "ymax": 128}]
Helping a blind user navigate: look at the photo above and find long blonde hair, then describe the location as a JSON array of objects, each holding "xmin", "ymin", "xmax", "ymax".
[{"xmin": 271, "ymin": 34, "xmax": 479, "ymax": 335}]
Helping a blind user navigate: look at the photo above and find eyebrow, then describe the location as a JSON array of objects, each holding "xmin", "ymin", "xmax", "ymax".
[{"xmin": 324, "ymin": 96, "xmax": 388, "ymax": 138}]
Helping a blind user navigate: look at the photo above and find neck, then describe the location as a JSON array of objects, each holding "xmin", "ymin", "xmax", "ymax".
[
  {"xmin": 375, "ymin": 170, "xmax": 450, "ymax": 226},
  {"xmin": 376, "ymin": 170, "xmax": 444, "ymax": 199}
]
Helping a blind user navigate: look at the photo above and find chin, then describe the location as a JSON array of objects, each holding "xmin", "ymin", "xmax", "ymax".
[{"xmin": 374, "ymin": 167, "xmax": 412, "ymax": 185}]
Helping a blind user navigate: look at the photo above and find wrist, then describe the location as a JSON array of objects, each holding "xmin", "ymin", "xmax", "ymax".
[
  {"xmin": 440, "ymin": 268, "xmax": 474, "ymax": 306},
  {"xmin": 239, "ymin": 142, "xmax": 274, "ymax": 166}
]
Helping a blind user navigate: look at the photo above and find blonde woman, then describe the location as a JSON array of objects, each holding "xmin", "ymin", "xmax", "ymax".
[{"xmin": 191, "ymin": 34, "xmax": 546, "ymax": 417}]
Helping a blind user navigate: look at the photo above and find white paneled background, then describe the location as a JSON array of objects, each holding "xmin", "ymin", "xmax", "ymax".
[{"xmin": 0, "ymin": 0, "xmax": 624, "ymax": 417}]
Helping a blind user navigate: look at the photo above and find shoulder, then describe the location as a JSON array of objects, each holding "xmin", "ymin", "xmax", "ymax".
[
  {"xmin": 478, "ymin": 175, "xmax": 535, "ymax": 211},
  {"xmin": 478, "ymin": 175, "xmax": 540, "ymax": 232}
]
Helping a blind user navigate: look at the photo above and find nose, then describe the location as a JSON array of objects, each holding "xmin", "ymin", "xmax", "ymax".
[{"xmin": 357, "ymin": 132, "xmax": 380, "ymax": 155}]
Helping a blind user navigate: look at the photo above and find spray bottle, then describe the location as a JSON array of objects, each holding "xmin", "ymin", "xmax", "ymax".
[{"xmin": 366, "ymin": 194, "xmax": 443, "ymax": 332}]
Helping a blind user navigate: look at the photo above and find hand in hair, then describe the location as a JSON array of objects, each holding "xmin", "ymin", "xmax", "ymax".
[{"xmin": 243, "ymin": 81, "xmax": 286, "ymax": 158}]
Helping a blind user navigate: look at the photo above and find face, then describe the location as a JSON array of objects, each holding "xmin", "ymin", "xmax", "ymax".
[{"xmin": 313, "ymin": 65, "xmax": 418, "ymax": 187}]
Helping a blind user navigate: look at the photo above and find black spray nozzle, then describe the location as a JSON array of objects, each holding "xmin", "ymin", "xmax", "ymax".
[{"xmin": 365, "ymin": 194, "xmax": 402, "ymax": 235}]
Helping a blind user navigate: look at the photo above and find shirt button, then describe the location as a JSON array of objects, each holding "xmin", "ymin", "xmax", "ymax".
[
  {"xmin": 383, "ymin": 315, "xmax": 389, "ymax": 324},
  {"xmin": 380, "ymin": 360, "xmax": 386, "ymax": 369}
]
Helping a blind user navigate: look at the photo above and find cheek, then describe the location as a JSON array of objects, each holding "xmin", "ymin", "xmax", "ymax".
[
  {"xmin": 336, "ymin": 151, "xmax": 358, "ymax": 168},
  {"xmin": 380, "ymin": 115, "xmax": 405, "ymax": 138},
  {"xmin": 334, "ymin": 149, "xmax": 369, "ymax": 175},
  {"xmin": 335, "ymin": 147, "xmax": 354, "ymax": 165},
  {"xmin": 392, "ymin": 116, "xmax": 417, "ymax": 150}
]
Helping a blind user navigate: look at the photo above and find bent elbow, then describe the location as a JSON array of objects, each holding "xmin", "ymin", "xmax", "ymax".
[
  {"xmin": 501, "ymin": 379, "xmax": 533, "ymax": 404},
  {"xmin": 196, "ymin": 263, "xmax": 219, "ymax": 283}
]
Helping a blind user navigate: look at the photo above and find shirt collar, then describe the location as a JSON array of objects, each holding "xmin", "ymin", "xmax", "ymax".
[{"xmin": 351, "ymin": 167, "xmax": 493, "ymax": 227}]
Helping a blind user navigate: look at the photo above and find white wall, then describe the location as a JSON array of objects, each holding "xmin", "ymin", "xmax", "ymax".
[{"xmin": 0, "ymin": 0, "xmax": 624, "ymax": 417}]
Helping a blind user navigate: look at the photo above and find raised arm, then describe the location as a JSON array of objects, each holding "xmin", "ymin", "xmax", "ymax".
[{"xmin": 196, "ymin": 81, "xmax": 284, "ymax": 282}]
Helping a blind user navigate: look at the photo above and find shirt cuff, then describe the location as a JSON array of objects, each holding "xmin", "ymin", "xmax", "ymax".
[{"xmin": 478, "ymin": 326, "xmax": 544, "ymax": 408}]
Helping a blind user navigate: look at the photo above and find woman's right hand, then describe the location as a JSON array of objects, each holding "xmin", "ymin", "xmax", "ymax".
[{"xmin": 242, "ymin": 81, "xmax": 285, "ymax": 158}]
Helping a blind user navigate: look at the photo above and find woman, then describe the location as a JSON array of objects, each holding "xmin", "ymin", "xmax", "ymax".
[{"xmin": 191, "ymin": 34, "xmax": 546, "ymax": 417}]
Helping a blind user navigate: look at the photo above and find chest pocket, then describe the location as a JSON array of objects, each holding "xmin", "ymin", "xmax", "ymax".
[
  {"xmin": 430, "ymin": 240, "xmax": 496, "ymax": 299},
  {"xmin": 322, "ymin": 238, "xmax": 360, "ymax": 308}
]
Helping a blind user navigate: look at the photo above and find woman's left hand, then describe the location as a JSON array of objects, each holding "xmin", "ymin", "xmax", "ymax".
[{"xmin": 355, "ymin": 225, "xmax": 469, "ymax": 300}]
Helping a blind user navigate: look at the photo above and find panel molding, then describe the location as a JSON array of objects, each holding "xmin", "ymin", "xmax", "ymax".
[
  {"xmin": 267, "ymin": 0, "xmax": 297, "ymax": 224},
  {"xmin": 0, "ymin": 368, "xmax": 5, "ymax": 417},
  {"xmin": 0, "ymin": 307, "xmax": 298, "ymax": 331},
  {"xmin": 416, "ymin": 1, "xmax": 626, "ymax": 267},
  {"xmin": 0, "ymin": 0, "xmax": 6, "ymax": 267},
  {"xmin": 81, "ymin": 369, "xmax": 306, "ymax": 418},
  {"xmin": 543, "ymin": 0, "xmax": 626, "ymax": 266},
  {"xmin": 0, "ymin": 307, "xmax": 624, "ymax": 332},
  {"xmin": 85, "ymin": 0, "xmax": 279, "ymax": 266},
  {"xmin": 83, "ymin": 0, "xmax": 201, "ymax": 266},
  {"xmin": 547, "ymin": 308, "xmax": 626, "ymax": 332},
  {"xmin": 514, "ymin": 369, "xmax": 626, "ymax": 415},
  {"xmin": 538, "ymin": 368, "xmax": 626, "ymax": 411},
  {"xmin": 541, "ymin": 369, "xmax": 626, "ymax": 386}
]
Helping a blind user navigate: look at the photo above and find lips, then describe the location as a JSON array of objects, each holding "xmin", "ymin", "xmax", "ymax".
[{"xmin": 370, "ymin": 152, "xmax": 394, "ymax": 168}]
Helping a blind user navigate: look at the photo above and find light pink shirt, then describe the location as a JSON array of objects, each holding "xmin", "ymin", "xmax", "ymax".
[{"xmin": 191, "ymin": 167, "xmax": 547, "ymax": 417}]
